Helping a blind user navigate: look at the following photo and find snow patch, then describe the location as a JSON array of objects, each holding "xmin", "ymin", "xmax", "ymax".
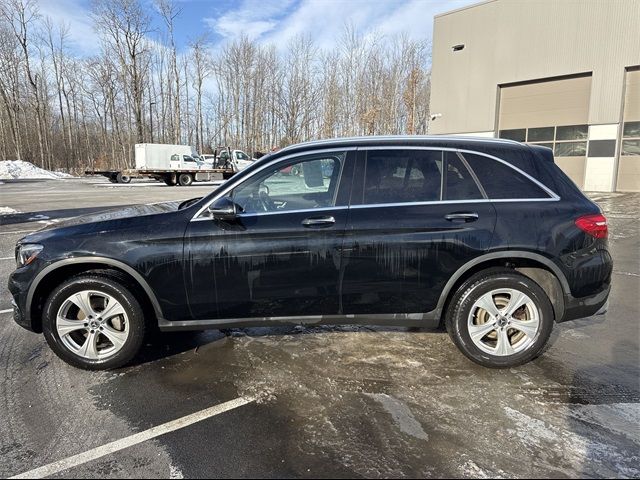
[
  {"xmin": 0, "ymin": 206, "xmax": 19, "ymax": 215},
  {"xmin": 169, "ymin": 464, "xmax": 184, "ymax": 479},
  {"xmin": 0, "ymin": 160, "xmax": 74, "ymax": 180}
]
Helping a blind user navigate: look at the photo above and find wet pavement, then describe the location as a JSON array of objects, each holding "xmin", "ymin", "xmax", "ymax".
[{"xmin": 0, "ymin": 178, "xmax": 638, "ymax": 478}]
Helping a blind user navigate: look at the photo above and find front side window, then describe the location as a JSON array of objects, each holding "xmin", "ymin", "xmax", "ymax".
[
  {"xmin": 236, "ymin": 151, "xmax": 250, "ymax": 160},
  {"xmin": 363, "ymin": 150, "xmax": 443, "ymax": 204},
  {"xmin": 231, "ymin": 152, "xmax": 345, "ymax": 214},
  {"xmin": 462, "ymin": 153, "xmax": 551, "ymax": 199}
]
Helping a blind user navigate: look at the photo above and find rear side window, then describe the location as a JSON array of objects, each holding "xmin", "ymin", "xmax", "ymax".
[
  {"xmin": 364, "ymin": 150, "xmax": 443, "ymax": 204},
  {"xmin": 462, "ymin": 153, "xmax": 551, "ymax": 199},
  {"xmin": 444, "ymin": 152, "xmax": 484, "ymax": 200}
]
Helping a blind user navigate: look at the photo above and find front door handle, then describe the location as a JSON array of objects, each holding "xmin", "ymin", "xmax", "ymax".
[
  {"xmin": 302, "ymin": 215, "xmax": 336, "ymax": 227},
  {"xmin": 444, "ymin": 212, "xmax": 479, "ymax": 222}
]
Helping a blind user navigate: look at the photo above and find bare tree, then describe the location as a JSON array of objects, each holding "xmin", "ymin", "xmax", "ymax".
[{"xmin": 92, "ymin": 0, "xmax": 150, "ymax": 144}]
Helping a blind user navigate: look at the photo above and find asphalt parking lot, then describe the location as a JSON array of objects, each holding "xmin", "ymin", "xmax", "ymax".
[{"xmin": 1, "ymin": 177, "xmax": 638, "ymax": 478}]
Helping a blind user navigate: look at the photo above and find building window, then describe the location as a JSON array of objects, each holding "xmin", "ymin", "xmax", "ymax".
[
  {"xmin": 622, "ymin": 121, "xmax": 640, "ymax": 156},
  {"xmin": 556, "ymin": 124, "xmax": 588, "ymax": 141},
  {"xmin": 499, "ymin": 129, "xmax": 526, "ymax": 142},
  {"xmin": 499, "ymin": 124, "xmax": 588, "ymax": 157},
  {"xmin": 527, "ymin": 127, "xmax": 554, "ymax": 142},
  {"xmin": 623, "ymin": 121, "xmax": 640, "ymax": 138},
  {"xmin": 555, "ymin": 141, "xmax": 587, "ymax": 157}
]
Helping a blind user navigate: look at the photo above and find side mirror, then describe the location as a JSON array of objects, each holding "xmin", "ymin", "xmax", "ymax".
[{"xmin": 207, "ymin": 197, "xmax": 238, "ymax": 220}]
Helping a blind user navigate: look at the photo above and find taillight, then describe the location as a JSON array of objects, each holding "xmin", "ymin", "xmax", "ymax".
[{"xmin": 575, "ymin": 214, "xmax": 608, "ymax": 239}]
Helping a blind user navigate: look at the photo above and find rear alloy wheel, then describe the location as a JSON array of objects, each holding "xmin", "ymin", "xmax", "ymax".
[
  {"xmin": 446, "ymin": 269, "xmax": 554, "ymax": 368},
  {"xmin": 43, "ymin": 274, "xmax": 145, "ymax": 370},
  {"xmin": 178, "ymin": 173, "xmax": 193, "ymax": 186}
]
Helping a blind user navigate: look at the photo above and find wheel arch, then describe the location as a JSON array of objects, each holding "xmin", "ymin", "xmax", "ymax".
[
  {"xmin": 436, "ymin": 251, "xmax": 569, "ymax": 324},
  {"xmin": 27, "ymin": 257, "xmax": 164, "ymax": 333}
]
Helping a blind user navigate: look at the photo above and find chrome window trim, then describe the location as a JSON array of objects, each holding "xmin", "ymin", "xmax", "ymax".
[
  {"xmin": 191, "ymin": 147, "xmax": 357, "ymax": 221},
  {"xmin": 349, "ymin": 197, "xmax": 558, "ymax": 210},
  {"xmin": 238, "ymin": 205, "xmax": 349, "ymax": 218},
  {"xmin": 359, "ymin": 145, "xmax": 560, "ymax": 201}
]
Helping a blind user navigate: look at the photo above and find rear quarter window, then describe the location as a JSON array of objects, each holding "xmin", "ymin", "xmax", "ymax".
[{"xmin": 461, "ymin": 152, "xmax": 551, "ymax": 199}]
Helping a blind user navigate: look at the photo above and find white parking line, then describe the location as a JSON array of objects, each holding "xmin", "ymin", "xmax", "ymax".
[
  {"xmin": 10, "ymin": 396, "xmax": 254, "ymax": 479},
  {"xmin": 0, "ymin": 309, "xmax": 12, "ymax": 314},
  {"xmin": 0, "ymin": 256, "xmax": 14, "ymax": 260}
]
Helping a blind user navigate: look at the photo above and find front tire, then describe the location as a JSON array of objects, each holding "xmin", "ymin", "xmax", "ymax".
[
  {"xmin": 116, "ymin": 172, "xmax": 131, "ymax": 184},
  {"xmin": 42, "ymin": 274, "xmax": 146, "ymax": 370},
  {"xmin": 446, "ymin": 269, "xmax": 554, "ymax": 368}
]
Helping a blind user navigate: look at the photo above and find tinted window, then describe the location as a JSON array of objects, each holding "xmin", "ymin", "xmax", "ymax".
[
  {"xmin": 364, "ymin": 150, "xmax": 443, "ymax": 204},
  {"xmin": 499, "ymin": 129, "xmax": 526, "ymax": 142},
  {"xmin": 444, "ymin": 152, "xmax": 483, "ymax": 200},
  {"xmin": 232, "ymin": 152, "xmax": 344, "ymax": 214},
  {"xmin": 462, "ymin": 153, "xmax": 550, "ymax": 199}
]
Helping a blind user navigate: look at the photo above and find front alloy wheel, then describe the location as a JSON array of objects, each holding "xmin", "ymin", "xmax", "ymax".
[
  {"xmin": 56, "ymin": 290, "xmax": 130, "ymax": 360},
  {"xmin": 43, "ymin": 273, "xmax": 146, "ymax": 370}
]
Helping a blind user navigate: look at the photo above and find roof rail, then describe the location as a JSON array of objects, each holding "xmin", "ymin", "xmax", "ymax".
[{"xmin": 276, "ymin": 135, "xmax": 521, "ymax": 154}]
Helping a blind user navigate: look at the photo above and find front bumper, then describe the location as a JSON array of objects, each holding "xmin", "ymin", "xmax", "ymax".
[{"xmin": 7, "ymin": 267, "xmax": 38, "ymax": 332}]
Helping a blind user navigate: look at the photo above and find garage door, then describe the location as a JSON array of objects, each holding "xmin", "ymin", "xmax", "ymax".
[
  {"xmin": 497, "ymin": 75, "xmax": 592, "ymax": 189},
  {"xmin": 617, "ymin": 67, "xmax": 640, "ymax": 192}
]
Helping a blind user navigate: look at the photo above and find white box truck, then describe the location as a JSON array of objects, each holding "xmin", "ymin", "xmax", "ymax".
[
  {"xmin": 85, "ymin": 145, "xmax": 239, "ymax": 186},
  {"xmin": 135, "ymin": 143, "xmax": 195, "ymax": 170}
]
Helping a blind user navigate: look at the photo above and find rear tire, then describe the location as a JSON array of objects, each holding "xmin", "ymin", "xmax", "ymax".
[
  {"xmin": 42, "ymin": 274, "xmax": 146, "ymax": 370},
  {"xmin": 178, "ymin": 173, "xmax": 193, "ymax": 186},
  {"xmin": 445, "ymin": 269, "xmax": 554, "ymax": 368}
]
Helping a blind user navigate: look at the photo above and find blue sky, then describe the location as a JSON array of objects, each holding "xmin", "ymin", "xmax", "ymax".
[{"xmin": 37, "ymin": 0, "xmax": 474, "ymax": 55}]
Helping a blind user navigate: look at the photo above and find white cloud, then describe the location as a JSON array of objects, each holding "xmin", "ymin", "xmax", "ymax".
[
  {"xmin": 36, "ymin": 0, "xmax": 101, "ymax": 55},
  {"xmin": 204, "ymin": 0, "xmax": 475, "ymax": 51},
  {"xmin": 204, "ymin": 0, "xmax": 296, "ymax": 41}
]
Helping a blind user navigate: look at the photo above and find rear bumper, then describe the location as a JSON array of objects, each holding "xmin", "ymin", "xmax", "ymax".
[{"xmin": 559, "ymin": 282, "xmax": 611, "ymax": 323}]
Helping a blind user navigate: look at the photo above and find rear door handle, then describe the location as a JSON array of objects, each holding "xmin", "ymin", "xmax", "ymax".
[
  {"xmin": 302, "ymin": 215, "xmax": 336, "ymax": 227},
  {"xmin": 444, "ymin": 212, "xmax": 479, "ymax": 222}
]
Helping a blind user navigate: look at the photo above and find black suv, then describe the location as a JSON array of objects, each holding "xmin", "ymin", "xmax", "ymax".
[{"xmin": 8, "ymin": 136, "xmax": 612, "ymax": 370}]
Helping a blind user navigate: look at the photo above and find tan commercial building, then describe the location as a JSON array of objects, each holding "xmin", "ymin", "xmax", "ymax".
[{"xmin": 429, "ymin": 0, "xmax": 640, "ymax": 192}]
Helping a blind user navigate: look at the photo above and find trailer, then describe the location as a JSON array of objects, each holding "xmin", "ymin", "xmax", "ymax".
[
  {"xmin": 84, "ymin": 166, "xmax": 236, "ymax": 185},
  {"xmin": 85, "ymin": 144, "xmax": 238, "ymax": 185}
]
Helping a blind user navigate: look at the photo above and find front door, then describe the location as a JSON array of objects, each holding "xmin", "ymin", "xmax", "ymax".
[
  {"xmin": 184, "ymin": 150, "xmax": 354, "ymax": 321},
  {"xmin": 341, "ymin": 148, "xmax": 497, "ymax": 315}
]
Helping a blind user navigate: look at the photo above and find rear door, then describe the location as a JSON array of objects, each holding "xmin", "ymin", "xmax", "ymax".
[
  {"xmin": 340, "ymin": 148, "xmax": 497, "ymax": 315},
  {"xmin": 184, "ymin": 149, "xmax": 354, "ymax": 320}
]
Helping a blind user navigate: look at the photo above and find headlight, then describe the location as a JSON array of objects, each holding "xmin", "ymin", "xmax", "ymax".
[{"xmin": 16, "ymin": 244, "xmax": 43, "ymax": 267}]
